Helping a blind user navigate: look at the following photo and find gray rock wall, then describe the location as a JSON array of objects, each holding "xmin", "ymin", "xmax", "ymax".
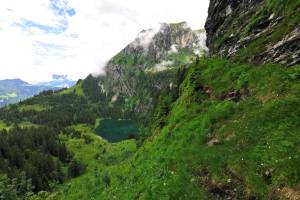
[{"xmin": 205, "ymin": 0, "xmax": 300, "ymax": 66}]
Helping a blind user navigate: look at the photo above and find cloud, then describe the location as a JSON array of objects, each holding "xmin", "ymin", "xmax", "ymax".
[
  {"xmin": 131, "ymin": 24, "xmax": 162, "ymax": 49},
  {"xmin": 0, "ymin": 0, "xmax": 209, "ymax": 83},
  {"xmin": 153, "ymin": 60, "xmax": 174, "ymax": 72},
  {"xmin": 52, "ymin": 74, "xmax": 68, "ymax": 80}
]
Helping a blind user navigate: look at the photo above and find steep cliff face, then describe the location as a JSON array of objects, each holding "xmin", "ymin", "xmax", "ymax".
[
  {"xmin": 86, "ymin": 22, "xmax": 208, "ymax": 121},
  {"xmin": 205, "ymin": 0, "xmax": 300, "ymax": 65},
  {"xmin": 123, "ymin": 22, "xmax": 207, "ymax": 66},
  {"xmin": 103, "ymin": 22, "xmax": 207, "ymax": 97}
]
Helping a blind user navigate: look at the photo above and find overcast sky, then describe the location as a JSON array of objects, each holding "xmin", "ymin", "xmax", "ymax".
[{"xmin": 0, "ymin": 0, "xmax": 209, "ymax": 83}]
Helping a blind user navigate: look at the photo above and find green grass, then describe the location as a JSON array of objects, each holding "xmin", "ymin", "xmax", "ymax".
[
  {"xmin": 55, "ymin": 124, "xmax": 137, "ymax": 200},
  {"xmin": 18, "ymin": 121, "xmax": 40, "ymax": 128},
  {"xmin": 0, "ymin": 120, "xmax": 10, "ymax": 130},
  {"xmin": 0, "ymin": 120, "xmax": 38, "ymax": 131},
  {"xmin": 60, "ymin": 81, "xmax": 84, "ymax": 96},
  {"xmin": 111, "ymin": 53, "xmax": 157, "ymax": 69},
  {"xmin": 51, "ymin": 58, "xmax": 300, "ymax": 200},
  {"xmin": 3, "ymin": 56, "xmax": 298, "ymax": 200},
  {"xmin": 1, "ymin": 57, "xmax": 298, "ymax": 200},
  {"xmin": 81, "ymin": 58, "xmax": 300, "ymax": 199},
  {"xmin": 18, "ymin": 104, "xmax": 48, "ymax": 112},
  {"xmin": 167, "ymin": 49, "xmax": 195, "ymax": 67}
]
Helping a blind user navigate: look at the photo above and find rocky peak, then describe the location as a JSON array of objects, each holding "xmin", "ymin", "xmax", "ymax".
[
  {"xmin": 100, "ymin": 22, "xmax": 208, "ymax": 98},
  {"xmin": 118, "ymin": 22, "xmax": 207, "ymax": 68},
  {"xmin": 205, "ymin": 0, "xmax": 263, "ymax": 52},
  {"xmin": 205, "ymin": 0, "xmax": 300, "ymax": 66},
  {"xmin": 91, "ymin": 22, "xmax": 208, "ymax": 118}
]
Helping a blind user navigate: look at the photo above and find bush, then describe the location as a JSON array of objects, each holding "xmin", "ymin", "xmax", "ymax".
[
  {"xmin": 68, "ymin": 160, "xmax": 85, "ymax": 178},
  {"xmin": 102, "ymin": 174, "xmax": 111, "ymax": 187}
]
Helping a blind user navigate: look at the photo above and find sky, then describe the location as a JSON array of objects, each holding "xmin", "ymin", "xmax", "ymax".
[{"xmin": 0, "ymin": 0, "xmax": 209, "ymax": 83}]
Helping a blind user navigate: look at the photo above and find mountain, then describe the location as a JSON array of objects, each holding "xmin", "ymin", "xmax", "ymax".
[
  {"xmin": 0, "ymin": 1, "xmax": 300, "ymax": 200},
  {"xmin": 0, "ymin": 75, "xmax": 75, "ymax": 107},
  {"xmin": 38, "ymin": 74, "xmax": 76, "ymax": 88},
  {"xmin": 0, "ymin": 79, "xmax": 56, "ymax": 107},
  {"xmin": 81, "ymin": 22, "xmax": 208, "ymax": 122}
]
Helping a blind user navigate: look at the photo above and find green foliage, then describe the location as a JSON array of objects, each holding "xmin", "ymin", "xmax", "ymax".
[
  {"xmin": 81, "ymin": 75, "xmax": 104, "ymax": 103},
  {"xmin": 55, "ymin": 125, "xmax": 137, "ymax": 200},
  {"xmin": 102, "ymin": 174, "xmax": 111, "ymax": 187},
  {"xmin": 0, "ymin": 173, "xmax": 36, "ymax": 200},
  {"xmin": 0, "ymin": 91, "xmax": 96, "ymax": 127},
  {"xmin": 111, "ymin": 53, "xmax": 156, "ymax": 69},
  {"xmin": 0, "ymin": 127, "xmax": 70, "ymax": 192},
  {"xmin": 68, "ymin": 160, "xmax": 85, "ymax": 178},
  {"xmin": 95, "ymin": 58, "xmax": 300, "ymax": 199},
  {"xmin": 0, "ymin": 174, "xmax": 19, "ymax": 200},
  {"xmin": 25, "ymin": 191, "xmax": 57, "ymax": 200},
  {"xmin": 0, "ymin": 18, "xmax": 299, "ymax": 199},
  {"xmin": 166, "ymin": 48, "xmax": 195, "ymax": 66}
]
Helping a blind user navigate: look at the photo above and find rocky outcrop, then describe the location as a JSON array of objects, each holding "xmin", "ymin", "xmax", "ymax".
[
  {"xmin": 205, "ymin": 0, "xmax": 300, "ymax": 66},
  {"xmin": 263, "ymin": 28, "xmax": 300, "ymax": 66},
  {"xmin": 103, "ymin": 22, "xmax": 207, "ymax": 97},
  {"xmin": 90, "ymin": 22, "xmax": 208, "ymax": 120}
]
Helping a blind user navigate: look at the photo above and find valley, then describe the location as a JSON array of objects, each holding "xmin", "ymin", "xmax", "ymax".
[{"xmin": 0, "ymin": 0, "xmax": 299, "ymax": 200}]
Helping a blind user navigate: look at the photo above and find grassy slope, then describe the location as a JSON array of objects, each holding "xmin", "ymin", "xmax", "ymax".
[
  {"xmin": 1, "ymin": 52, "xmax": 298, "ymax": 199},
  {"xmin": 55, "ymin": 124, "xmax": 137, "ymax": 200},
  {"xmin": 0, "ymin": 120, "xmax": 9, "ymax": 130},
  {"xmin": 99, "ymin": 58, "xmax": 299, "ymax": 199},
  {"xmin": 60, "ymin": 81, "xmax": 84, "ymax": 96}
]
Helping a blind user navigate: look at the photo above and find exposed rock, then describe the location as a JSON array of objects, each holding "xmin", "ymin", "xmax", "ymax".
[
  {"xmin": 205, "ymin": 0, "xmax": 263, "ymax": 54},
  {"xmin": 225, "ymin": 132, "xmax": 236, "ymax": 141},
  {"xmin": 263, "ymin": 28, "xmax": 300, "ymax": 66},
  {"xmin": 192, "ymin": 167, "xmax": 258, "ymax": 200},
  {"xmin": 222, "ymin": 88, "xmax": 249, "ymax": 102},
  {"xmin": 207, "ymin": 138, "xmax": 221, "ymax": 146},
  {"xmin": 205, "ymin": 0, "xmax": 300, "ymax": 66},
  {"xmin": 91, "ymin": 22, "xmax": 208, "ymax": 120},
  {"xmin": 277, "ymin": 187, "xmax": 300, "ymax": 200}
]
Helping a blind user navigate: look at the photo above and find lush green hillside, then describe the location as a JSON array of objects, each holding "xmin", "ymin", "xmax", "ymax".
[
  {"xmin": 106, "ymin": 58, "xmax": 300, "ymax": 199},
  {"xmin": 0, "ymin": 79, "xmax": 60, "ymax": 107},
  {"xmin": 15, "ymin": 57, "xmax": 297, "ymax": 200},
  {"xmin": 45, "ymin": 58, "xmax": 298, "ymax": 200},
  {"xmin": 55, "ymin": 125, "xmax": 137, "ymax": 199},
  {"xmin": 0, "ymin": 1, "xmax": 299, "ymax": 199}
]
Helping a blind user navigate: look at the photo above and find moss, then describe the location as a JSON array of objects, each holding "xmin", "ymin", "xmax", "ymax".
[{"xmin": 234, "ymin": 37, "xmax": 267, "ymax": 62}]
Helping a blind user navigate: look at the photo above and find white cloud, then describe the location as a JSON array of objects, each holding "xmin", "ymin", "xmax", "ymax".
[{"xmin": 0, "ymin": 0, "xmax": 209, "ymax": 83}]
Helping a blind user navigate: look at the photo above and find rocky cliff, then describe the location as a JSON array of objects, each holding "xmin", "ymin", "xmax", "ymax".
[
  {"xmin": 86, "ymin": 22, "xmax": 208, "ymax": 121},
  {"xmin": 205, "ymin": 0, "xmax": 300, "ymax": 66},
  {"xmin": 103, "ymin": 22, "xmax": 207, "ymax": 96}
]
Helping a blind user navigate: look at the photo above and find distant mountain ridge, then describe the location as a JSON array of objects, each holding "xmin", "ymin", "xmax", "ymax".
[
  {"xmin": 37, "ymin": 74, "xmax": 76, "ymax": 88},
  {"xmin": 0, "ymin": 76, "xmax": 75, "ymax": 107}
]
